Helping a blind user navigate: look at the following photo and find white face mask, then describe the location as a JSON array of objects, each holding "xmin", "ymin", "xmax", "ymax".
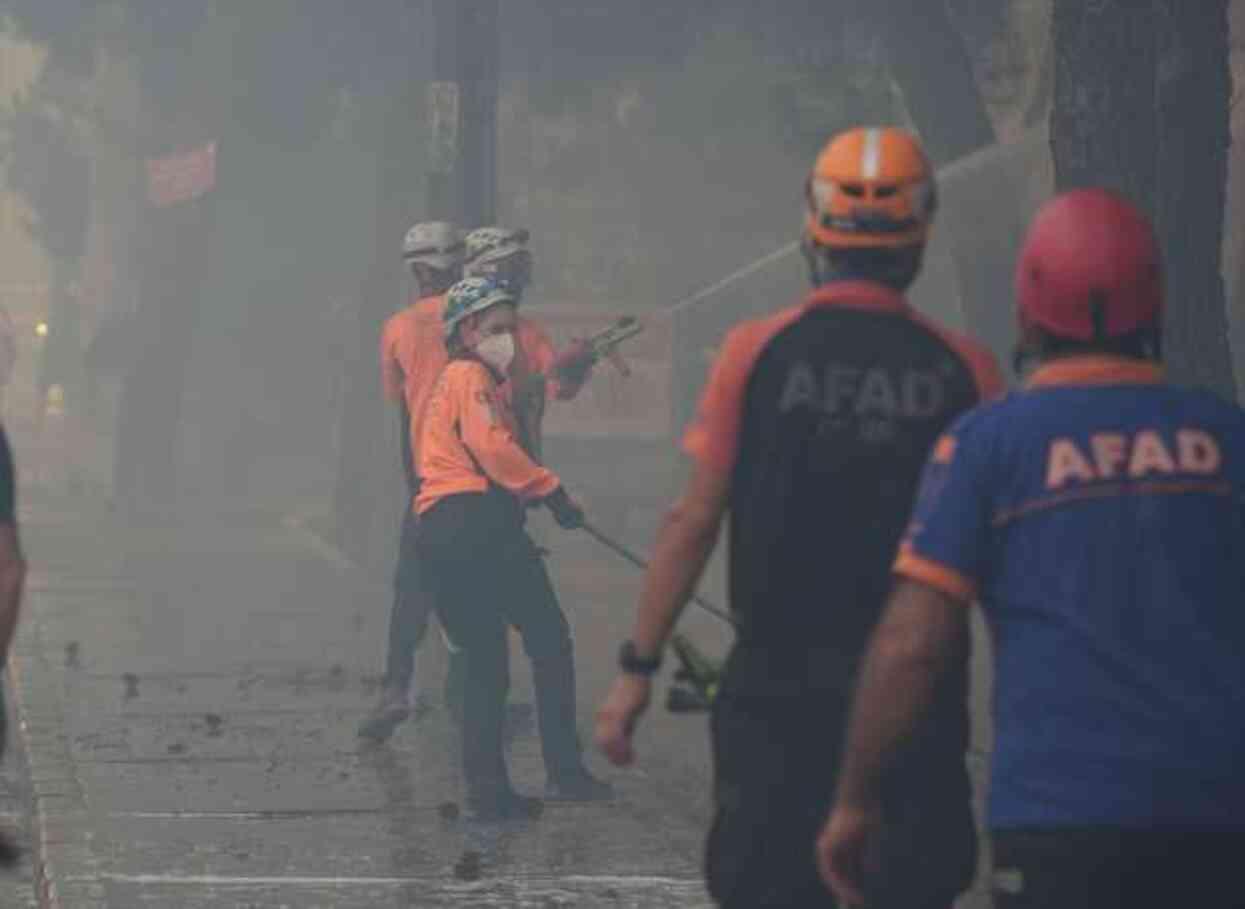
[{"xmin": 474, "ymin": 331, "xmax": 516, "ymax": 374}]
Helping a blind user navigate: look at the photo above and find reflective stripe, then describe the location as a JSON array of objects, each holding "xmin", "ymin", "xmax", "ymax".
[{"xmin": 861, "ymin": 128, "xmax": 882, "ymax": 180}]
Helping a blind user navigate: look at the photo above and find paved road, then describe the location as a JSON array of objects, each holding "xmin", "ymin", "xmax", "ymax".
[
  {"xmin": 4, "ymin": 494, "xmax": 993, "ymax": 907},
  {"xmin": 0, "ymin": 684, "xmax": 39, "ymax": 908},
  {"xmin": 7, "ymin": 500, "xmax": 726, "ymax": 907}
]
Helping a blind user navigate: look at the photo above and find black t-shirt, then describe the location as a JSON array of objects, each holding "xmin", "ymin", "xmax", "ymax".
[{"xmin": 683, "ymin": 283, "xmax": 1002, "ymax": 699}]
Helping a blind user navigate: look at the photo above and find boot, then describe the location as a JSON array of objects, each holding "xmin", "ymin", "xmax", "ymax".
[
  {"xmin": 357, "ymin": 686, "xmax": 408, "ymax": 743},
  {"xmin": 545, "ymin": 765, "xmax": 614, "ymax": 802},
  {"xmin": 467, "ymin": 785, "xmax": 545, "ymax": 821}
]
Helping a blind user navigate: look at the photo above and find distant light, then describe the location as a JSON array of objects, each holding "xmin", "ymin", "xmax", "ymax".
[{"xmin": 35, "ymin": 322, "xmax": 48, "ymax": 337}]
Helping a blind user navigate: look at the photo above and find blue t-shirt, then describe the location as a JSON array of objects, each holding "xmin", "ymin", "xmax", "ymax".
[{"xmin": 896, "ymin": 357, "xmax": 1245, "ymax": 830}]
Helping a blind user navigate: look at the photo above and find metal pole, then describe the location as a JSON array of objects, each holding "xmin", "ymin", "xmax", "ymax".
[
  {"xmin": 425, "ymin": 0, "xmax": 498, "ymax": 229},
  {"xmin": 459, "ymin": 0, "xmax": 499, "ymax": 229},
  {"xmin": 579, "ymin": 521, "xmax": 736, "ymax": 628},
  {"xmin": 425, "ymin": 0, "xmax": 462, "ymax": 221}
]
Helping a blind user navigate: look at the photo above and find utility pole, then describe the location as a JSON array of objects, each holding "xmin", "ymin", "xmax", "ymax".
[
  {"xmin": 331, "ymin": 0, "xmax": 500, "ymax": 566},
  {"xmin": 426, "ymin": 0, "xmax": 499, "ymax": 229}
]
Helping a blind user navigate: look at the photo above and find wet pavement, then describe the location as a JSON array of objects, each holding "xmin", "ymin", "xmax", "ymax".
[
  {"xmin": 4, "ymin": 496, "xmax": 995, "ymax": 907},
  {"xmin": 9, "ymin": 501, "xmax": 725, "ymax": 907},
  {"xmin": 0, "ymin": 681, "xmax": 40, "ymax": 908}
]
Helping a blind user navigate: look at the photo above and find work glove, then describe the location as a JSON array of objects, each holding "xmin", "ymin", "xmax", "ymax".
[
  {"xmin": 545, "ymin": 486, "xmax": 585, "ymax": 530},
  {"xmin": 552, "ymin": 339, "xmax": 595, "ymax": 388}
]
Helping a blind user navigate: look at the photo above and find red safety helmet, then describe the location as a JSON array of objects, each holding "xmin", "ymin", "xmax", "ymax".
[{"xmin": 1016, "ymin": 188, "xmax": 1162, "ymax": 342}]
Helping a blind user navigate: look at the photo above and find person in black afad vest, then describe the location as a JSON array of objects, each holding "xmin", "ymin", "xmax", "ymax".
[{"xmin": 596, "ymin": 126, "xmax": 1003, "ymax": 908}]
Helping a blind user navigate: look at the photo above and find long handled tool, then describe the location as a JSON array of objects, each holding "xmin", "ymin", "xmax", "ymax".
[
  {"xmin": 578, "ymin": 520, "xmax": 735, "ymax": 628},
  {"xmin": 579, "ymin": 520, "xmax": 730, "ymax": 713}
]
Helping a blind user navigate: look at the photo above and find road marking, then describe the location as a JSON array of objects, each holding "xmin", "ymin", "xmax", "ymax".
[
  {"xmin": 107, "ymin": 809, "xmax": 389, "ymax": 820},
  {"xmin": 78, "ymin": 872, "xmax": 706, "ymax": 891}
]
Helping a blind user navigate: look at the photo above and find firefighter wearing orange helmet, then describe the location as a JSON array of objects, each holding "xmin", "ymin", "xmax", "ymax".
[
  {"xmin": 596, "ymin": 126, "xmax": 1001, "ymax": 908},
  {"xmin": 800, "ymin": 124, "xmax": 937, "ymax": 286}
]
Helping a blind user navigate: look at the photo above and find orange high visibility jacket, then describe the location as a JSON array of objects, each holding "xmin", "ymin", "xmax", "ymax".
[
  {"xmin": 379, "ymin": 294, "xmax": 449, "ymax": 462},
  {"xmin": 415, "ymin": 359, "xmax": 561, "ymax": 514},
  {"xmin": 380, "ymin": 295, "xmax": 568, "ymax": 470}
]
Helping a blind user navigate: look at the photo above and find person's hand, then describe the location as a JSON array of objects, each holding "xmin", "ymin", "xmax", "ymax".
[
  {"xmin": 815, "ymin": 800, "xmax": 883, "ymax": 908},
  {"xmin": 553, "ymin": 339, "xmax": 595, "ymax": 384},
  {"xmin": 595, "ymin": 673, "xmax": 652, "ymax": 766},
  {"xmin": 545, "ymin": 486, "xmax": 585, "ymax": 530}
]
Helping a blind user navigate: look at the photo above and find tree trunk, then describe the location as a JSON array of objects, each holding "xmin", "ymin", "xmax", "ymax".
[
  {"xmin": 1152, "ymin": 0, "xmax": 1235, "ymax": 399},
  {"xmin": 1051, "ymin": 0, "xmax": 1236, "ymax": 399},
  {"xmin": 113, "ymin": 183, "xmax": 215, "ymax": 513},
  {"xmin": 110, "ymin": 8, "xmax": 241, "ymax": 515}
]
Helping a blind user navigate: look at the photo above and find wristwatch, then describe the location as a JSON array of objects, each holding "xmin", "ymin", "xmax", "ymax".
[{"xmin": 618, "ymin": 640, "xmax": 662, "ymax": 677}]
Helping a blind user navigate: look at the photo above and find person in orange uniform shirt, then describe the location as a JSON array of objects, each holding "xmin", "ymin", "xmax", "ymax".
[
  {"xmin": 461, "ymin": 226, "xmax": 596, "ymax": 460},
  {"xmin": 359, "ymin": 221, "xmax": 464, "ymax": 742},
  {"xmin": 361, "ymin": 223, "xmax": 600, "ymax": 743},
  {"xmin": 416, "ymin": 277, "xmax": 613, "ymax": 820},
  {"xmin": 595, "ymin": 127, "xmax": 1002, "ymax": 908}
]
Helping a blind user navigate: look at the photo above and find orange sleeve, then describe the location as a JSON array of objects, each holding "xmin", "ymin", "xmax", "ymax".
[
  {"xmin": 457, "ymin": 365, "xmax": 561, "ymax": 502},
  {"xmin": 893, "ymin": 547, "xmax": 977, "ymax": 603},
  {"xmin": 516, "ymin": 319, "xmax": 567, "ymax": 400},
  {"xmin": 681, "ymin": 319, "xmax": 778, "ymax": 474},
  {"xmin": 908, "ymin": 312, "xmax": 1007, "ymax": 402},
  {"xmin": 379, "ymin": 317, "xmax": 404, "ymax": 402},
  {"xmin": 519, "ymin": 320, "xmax": 558, "ymax": 374}
]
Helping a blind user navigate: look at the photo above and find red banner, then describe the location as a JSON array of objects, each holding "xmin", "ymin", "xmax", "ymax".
[
  {"xmin": 146, "ymin": 142, "xmax": 217, "ymax": 208},
  {"xmin": 524, "ymin": 304, "xmax": 673, "ymax": 442}
]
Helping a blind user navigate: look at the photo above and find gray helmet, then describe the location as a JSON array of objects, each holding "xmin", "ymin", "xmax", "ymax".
[
  {"xmin": 462, "ymin": 226, "xmax": 531, "ymax": 282},
  {"xmin": 402, "ymin": 221, "xmax": 464, "ymax": 271}
]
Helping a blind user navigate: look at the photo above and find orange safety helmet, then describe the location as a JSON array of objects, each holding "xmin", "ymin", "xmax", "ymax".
[{"xmin": 804, "ymin": 127, "xmax": 936, "ymax": 249}]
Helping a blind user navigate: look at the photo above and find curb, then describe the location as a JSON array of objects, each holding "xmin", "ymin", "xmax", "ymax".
[{"xmin": 9, "ymin": 613, "xmax": 107, "ymax": 908}]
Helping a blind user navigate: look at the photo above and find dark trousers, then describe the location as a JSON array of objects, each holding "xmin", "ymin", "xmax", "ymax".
[
  {"xmin": 386, "ymin": 508, "xmax": 469, "ymax": 710},
  {"xmin": 417, "ymin": 491, "xmax": 582, "ymax": 797},
  {"xmin": 383, "ymin": 510, "xmax": 433, "ymax": 693},
  {"xmin": 706, "ymin": 693, "xmax": 974, "ymax": 909},
  {"xmin": 991, "ymin": 828, "xmax": 1245, "ymax": 909}
]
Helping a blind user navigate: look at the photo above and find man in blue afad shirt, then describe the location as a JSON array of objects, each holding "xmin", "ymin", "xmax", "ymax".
[{"xmin": 818, "ymin": 188, "xmax": 1245, "ymax": 909}]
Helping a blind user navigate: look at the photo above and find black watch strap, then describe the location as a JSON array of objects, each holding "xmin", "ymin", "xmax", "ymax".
[{"xmin": 618, "ymin": 640, "xmax": 662, "ymax": 676}]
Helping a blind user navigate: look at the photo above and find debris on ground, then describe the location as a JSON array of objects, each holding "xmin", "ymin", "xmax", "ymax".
[{"xmin": 453, "ymin": 849, "xmax": 483, "ymax": 881}]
